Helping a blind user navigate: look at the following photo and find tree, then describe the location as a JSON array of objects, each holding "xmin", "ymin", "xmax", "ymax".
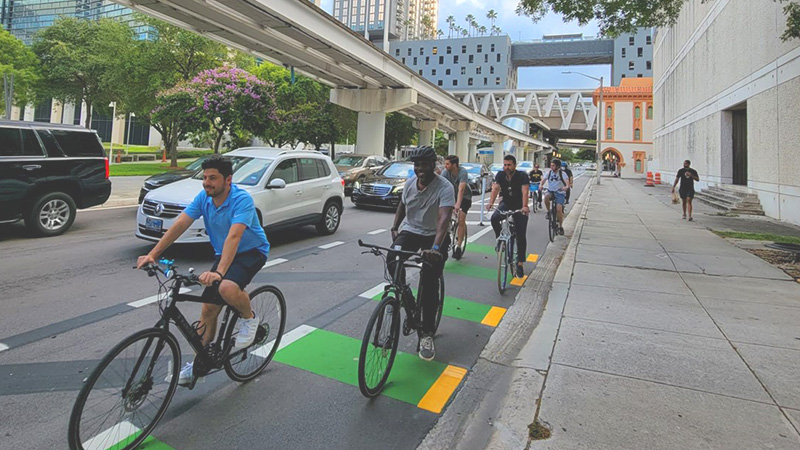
[
  {"xmin": 447, "ymin": 16, "xmax": 456, "ymax": 38},
  {"xmin": 479, "ymin": 25, "xmax": 488, "ymax": 36},
  {"xmin": 487, "ymin": 9, "xmax": 498, "ymax": 30},
  {"xmin": 465, "ymin": 15, "xmax": 475, "ymax": 36},
  {"xmin": 150, "ymin": 84, "xmax": 197, "ymax": 167},
  {"xmin": 184, "ymin": 67, "xmax": 277, "ymax": 153},
  {"xmin": 461, "ymin": 29, "xmax": 469, "ymax": 38},
  {"xmin": 32, "ymin": 17, "xmax": 134, "ymax": 128},
  {"xmin": 434, "ymin": 130, "xmax": 449, "ymax": 156},
  {"xmin": 576, "ymin": 148, "xmax": 596, "ymax": 161},
  {"xmin": 0, "ymin": 28, "xmax": 39, "ymax": 116},
  {"xmin": 517, "ymin": 0, "xmax": 800, "ymax": 39},
  {"xmin": 437, "ymin": 29, "xmax": 445, "ymax": 39},
  {"xmin": 491, "ymin": 25, "xmax": 503, "ymax": 36},
  {"xmin": 384, "ymin": 113, "xmax": 416, "ymax": 158}
]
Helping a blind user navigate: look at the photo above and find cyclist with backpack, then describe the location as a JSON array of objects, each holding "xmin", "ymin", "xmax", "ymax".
[{"xmin": 540, "ymin": 158, "xmax": 569, "ymax": 235}]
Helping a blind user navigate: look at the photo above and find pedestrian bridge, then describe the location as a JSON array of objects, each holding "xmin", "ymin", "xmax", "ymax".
[
  {"xmin": 511, "ymin": 36, "xmax": 614, "ymax": 67},
  {"xmin": 112, "ymin": 0, "xmax": 547, "ymax": 163},
  {"xmin": 450, "ymin": 90, "xmax": 599, "ymax": 140}
]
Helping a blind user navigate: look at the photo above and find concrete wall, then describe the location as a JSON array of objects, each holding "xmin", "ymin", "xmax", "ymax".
[{"xmin": 652, "ymin": 0, "xmax": 800, "ymax": 225}]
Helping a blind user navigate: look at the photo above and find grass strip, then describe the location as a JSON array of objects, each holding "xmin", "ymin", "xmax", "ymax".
[
  {"xmin": 712, "ymin": 231, "xmax": 800, "ymax": 245},
  {"xmin": 110, "ymin": 162, "xmax": 187, "ymax": 177}
]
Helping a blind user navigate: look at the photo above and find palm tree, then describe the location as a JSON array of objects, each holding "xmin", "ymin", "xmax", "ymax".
[
  {"xmin": 446, "ymin": 15, "xmax": 455, "ymax": 38},
  {"xmin": 487, "ymin": 9, "xmax": 497, "ymax": 30},
  {"xmin": 465, "ymin": 14, "xmax": 475, "ymax": 36},
  {"xmin": 461, "ymin": 28, "xmax": 468, "ymax": 38},
  {"xmin": 479, "ymin": 25, "xmax": 487, "ymax": 36},
  {"xmin": 471, "ymin": 20, "xmax": 479, "ymax": 36},
  {"xmin": 454, "ymin": 25, "xmax": 462, "ymax": 38},
  {"xmin": 437, "ymin": 29, "xmax": 444, "ymax": 39},
  {"xmin": 491, "ymin": 25, "xmax": 502, "ymax": 36}
]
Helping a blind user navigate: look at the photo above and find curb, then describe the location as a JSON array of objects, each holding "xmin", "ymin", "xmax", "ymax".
[{"xmin": 417, "ymin": 175, "xmax": 596, "ymax": 450}]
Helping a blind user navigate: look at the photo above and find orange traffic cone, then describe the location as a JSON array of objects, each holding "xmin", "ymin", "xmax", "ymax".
[
  {"xmin": 115, "ymin": 150, "xmax": 121, "ymax": 164},
  {"xmin": 654, "ymin": 172, "xmax": 662, "ymax": 184},
  {"xmin": 644, "ymin": 171, "xmax": 654, "ymax": 187},
  {"xmin": 161, "ymin": 149, "xmax": 167, "ymax": 163}
]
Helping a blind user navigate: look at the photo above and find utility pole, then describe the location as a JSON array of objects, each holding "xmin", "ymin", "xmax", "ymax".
[{"xmin": 3, "ymin": 73, "xmax": 13, "ymax": 120}]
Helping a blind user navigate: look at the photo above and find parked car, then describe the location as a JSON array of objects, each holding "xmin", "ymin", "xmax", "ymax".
[
  {"xmin": 460, "ymin": 162, "xmax": 492, "ymax": 194},
  {"xmin": 333, "ymin": 153, "xmax": 390, "ymax": 195},
  {"xmin": 136, "ymin": 148, "xmax": 344, "ymax": 244},
  {"xmin": 351, "ymin": 161, "xmax": 414, "ymax": 209},
  {"xmin": 517, "ymin": 160, "xmax": 534, "ymax": 172},
  {"xmin": 489, "ymin": 163, "xmax": 503, "ymax": 179},
  {"xmin": 138, "ymin": 156, "xmax": 210, "ymax": 203},
  {"xmin": 0, "ymin": 120, "xmax": 110, "ymax": 237}
]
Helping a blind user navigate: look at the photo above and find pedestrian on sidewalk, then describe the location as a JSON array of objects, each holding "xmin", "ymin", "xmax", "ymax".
[{"xmin": 672, "ymin": 159, "xmax": 700, "ymax": 221}]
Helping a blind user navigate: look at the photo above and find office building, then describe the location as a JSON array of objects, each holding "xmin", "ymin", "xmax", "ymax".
[
  {"xmin": 612, "ymin": 27, "xmax": 653, "ymax": 85},
  {"xmin": 332, "ymin": 0, "xmax": 438, "ymax": 41}
]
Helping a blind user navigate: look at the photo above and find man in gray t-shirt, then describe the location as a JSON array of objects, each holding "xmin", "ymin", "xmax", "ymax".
[
  {"xmin": 442, "ymin": 155, "xmax": 471, "ymax": 259},
  {"xmin": 389, "ymin": 146, "xmax": 455, "ymax": 362}
]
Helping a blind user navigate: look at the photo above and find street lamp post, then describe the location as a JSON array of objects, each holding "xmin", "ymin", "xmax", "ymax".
[
  {"xmin": 108, "ymin": 102, "xmax": 116, "ymax": 164},
  {"xmin": 126, "ymin": 112, "xmax": 135, "ymax": 155},
  {"xmin": 563, "ymin": 72, "xmax": 603, "ymax": 185}
]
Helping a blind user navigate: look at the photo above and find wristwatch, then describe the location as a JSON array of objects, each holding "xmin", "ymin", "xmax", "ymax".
[
  {"xmin": 213, "ymin": 270, "xmax": 224, "ymax": 278},
  {"xmin": 432, "ymin": 244, "xmax": 440, "ymax": 251}
]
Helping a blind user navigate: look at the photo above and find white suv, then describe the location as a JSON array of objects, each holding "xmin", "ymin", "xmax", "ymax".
[{"xmin": 136, "ymin": 148, "xmax": 344, "ymax": 244}]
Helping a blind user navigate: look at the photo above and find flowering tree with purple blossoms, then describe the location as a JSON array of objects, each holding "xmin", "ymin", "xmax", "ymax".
[
  {"xmin": 185, "ymin": 67, "xmax": 277, "ymax": 153},
  {"xmin": 151, "ymin": 84, "xmax": 198, "ymax": 167}
]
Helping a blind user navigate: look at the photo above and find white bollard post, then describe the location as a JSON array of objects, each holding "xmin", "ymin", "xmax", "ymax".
[{"xmin": 479, "ymin": 175, "xmax": 487, "ymax": 226}]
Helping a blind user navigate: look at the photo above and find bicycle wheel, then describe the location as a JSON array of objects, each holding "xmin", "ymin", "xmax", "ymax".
[
  {"xmin": 68, "ymin": 328, "xmax": 180, "ymax": 450},
  {"xmin": 358, "ymin": 295, "xmax": 401, "ymax": 397},
  {"xmin": 457, "ymin": 223, "xmax": 468, "ymax": 258},
  {"xmin": 449, "ymin": 218, "xmax": 458, "ymax": 257},
  {"xmin": 548, "ymin": 212, "xmax": 556, "ymax": 242},
  {"xmin": 531, "ymin": 195, "xmax": 537, "ymax": 214},
  {"xmin": 497, "ymin": 240, "xmax": 508, "ymax": 294},
  {"xmin": 434, "ymin": 275, "xmax": 445, "ymax": 335},
  {"xmin": 225, "ymin": 285, "xmax": 287, "ymax": 382}
]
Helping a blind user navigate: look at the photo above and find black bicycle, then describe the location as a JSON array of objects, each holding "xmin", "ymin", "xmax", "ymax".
[
  {"xmin": 448, "ymin": 210, "xmax": 467, "ymax": 260},
  {"xmin": 356, "ymin": 240, "xmax": 444, "ymax": 397},
  {"xmin": 68, "ymin": 259, "xmax": 286, "ymax": 450},
  {"xmin": 546, "ymin": 191, "xmax": 562, "ymax": 242},
  {"xmin": 495, "ymin": 209, "xmax": 522, "ymax": 294}
]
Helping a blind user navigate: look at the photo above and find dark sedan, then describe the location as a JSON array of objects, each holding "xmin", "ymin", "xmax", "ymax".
[
  {"xmin": 138, "ymin": 156, "xmax": 209, "ymax": 203},
  {"xmin": 461, "ymin": 163, "xmax": 492, "ymax": 194},
  {"xmin": 351, "ymin": 161, "xmax": 414, "ymax": 210}
]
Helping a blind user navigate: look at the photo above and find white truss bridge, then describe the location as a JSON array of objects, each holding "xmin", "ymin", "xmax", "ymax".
[{"xmin": 450, "ymin": 90, "xmax": 599, "ymax": 138}]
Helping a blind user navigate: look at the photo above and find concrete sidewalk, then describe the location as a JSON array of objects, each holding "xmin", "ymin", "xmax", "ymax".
[{"xmin": 528, "ymin": 177, "xmax": 800, "ymax": 449}]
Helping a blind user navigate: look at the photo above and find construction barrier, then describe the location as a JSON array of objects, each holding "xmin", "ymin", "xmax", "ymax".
[
  {"xmin": 654, "ymin": 172, "xmax": 662, "ymax": 184},
  {"xmin": 644, "ymin": 171, "xmax": 654, "ymax": 187}
]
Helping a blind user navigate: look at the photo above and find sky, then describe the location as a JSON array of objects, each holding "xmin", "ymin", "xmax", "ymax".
[{"xmin": 319, "ymin": 0, "xmax": 611, "ymax": 90}]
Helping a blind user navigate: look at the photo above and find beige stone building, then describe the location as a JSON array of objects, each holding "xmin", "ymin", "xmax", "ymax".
[
  {"xmin": 594, "ymin": 77, "xmax": 654, "ymax": 178},
  {"xmin": 652, "ymin": 0, "xmax": 800, "ymax": 224}
]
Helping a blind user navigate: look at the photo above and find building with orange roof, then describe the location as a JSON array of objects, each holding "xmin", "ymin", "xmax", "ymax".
[{"xmin": 592, "ymin": 77, "xmax": 653, "ymax": 178}]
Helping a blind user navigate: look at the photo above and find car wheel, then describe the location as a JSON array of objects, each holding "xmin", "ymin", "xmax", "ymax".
[
  {"xmin": 26, "ymin": 192, "xmax": 77, "ymax": 237},
  {"xmin": 316, "ymin": 201, "xmax": 341, "ymax": 235}
]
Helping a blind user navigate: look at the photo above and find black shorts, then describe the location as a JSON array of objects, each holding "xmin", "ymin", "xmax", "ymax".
[
  {"xmin": 459, "ymin": 197, "xmax": 472, "ymax": 213},
  {"xmin": 679, "ymin": 188, "xmax": 695, "ymax": 199},
  {"xmin": 204, "ymin": 248, "xmax": 267, "ymax": 297}
]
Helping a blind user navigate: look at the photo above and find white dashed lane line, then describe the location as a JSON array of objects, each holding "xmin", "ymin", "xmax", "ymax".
[
  {"xmin": 262, "ymin": 258, "xmax": 289, "ymax": 270},
  {"xmin": 127, "ymin": 288, "xmax": 192, "ymax": 308},
  {"xmin": 0, "ymin": 343, "xmax": 8, "ymax": 353},
  {"xmin": 359, "ymin": 283, "xmax": 386, "ymax": 299},
  {"xmin": 367, "ymin": 229, "xmax": 387, "ymax": 235},
  {"xmin": 318, "ymin": 241, "xmax": 345, "ymax": 250}
]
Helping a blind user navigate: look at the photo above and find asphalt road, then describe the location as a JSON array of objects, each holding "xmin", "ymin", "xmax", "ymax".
[{"xmin": 0, "ymin": 172, "xmax": 589, "ymax": 450}]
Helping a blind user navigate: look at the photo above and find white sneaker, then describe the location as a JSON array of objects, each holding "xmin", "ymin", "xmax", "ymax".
[
  {"xmin": 234, "ymin": 314, "xmax": 259, "ymax": 350},
  {"xmin": 177, "ymin": 362, "xmax": 194, "ymax": 387}
]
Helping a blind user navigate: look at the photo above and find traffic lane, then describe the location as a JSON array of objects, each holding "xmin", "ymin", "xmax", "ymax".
[{"xmin": 0, "ymin": 204, "xmax": 390, "ymax": 341}]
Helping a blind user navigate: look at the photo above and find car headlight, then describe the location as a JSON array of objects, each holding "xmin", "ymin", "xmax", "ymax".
[
  {"xmin": 353, "ymin": 180, "xmax": 361, "ymax": 190},
  {"xmin": 391, "ymin": 185, "xmax": 403, "ymax": 194}
]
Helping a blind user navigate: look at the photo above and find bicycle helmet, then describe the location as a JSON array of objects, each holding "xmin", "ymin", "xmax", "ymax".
[
  {"xmin": 561, "ymin": 161, "xmax": 568, "ymax": 167},
  {"xmin": 408, "ymin": 146, "xmax": 437, "ymax": 162}
]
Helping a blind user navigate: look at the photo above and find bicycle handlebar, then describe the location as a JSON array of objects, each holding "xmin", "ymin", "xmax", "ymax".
[
  {"xmin": 135, "ymin": 260, "xmax": 207, "ymax": 287},
  {"xmin": 495, "ymin": 209, "xmax": 525, "ymax": 217},
  {"xmin": 357, "ymin": 239, "xmax": 442, "ymax": 267}
]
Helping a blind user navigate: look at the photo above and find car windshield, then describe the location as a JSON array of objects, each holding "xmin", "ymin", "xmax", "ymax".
[
  {"xmin": 518, "ymin": 162, "xmax": 533, "ymax": 169},
  {"xmin": 461, "ymin": 164, "xmax": 482, "ymax": 174},
  {"xmin": 191, "ymin": 156, "xmax": 274, "ymax": 186},
  {"xmin": 333, "ymin": 155, "xmax": 364, "ymax": 167},
  {"xmin": 490, "ymin": 163, "xmax": 502, "ymax": 171},
  {"xmin": 380, "ymin": 162, "xmax": 414, "ymax": 178},
  {"xmin": 184, "ymin": 156, "xmax": 209, "ymax": 172}
]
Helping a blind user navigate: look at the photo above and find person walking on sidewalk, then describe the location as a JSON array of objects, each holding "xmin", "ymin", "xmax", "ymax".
[
  {"xmin": 672, "ymin": 159, "xmax": 700, "ymax": 221},
  {"xmin": 488, "ymin": 155, "xmax": 530, "ymax": 278}
]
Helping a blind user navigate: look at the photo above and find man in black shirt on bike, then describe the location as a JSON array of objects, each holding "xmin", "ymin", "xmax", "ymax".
[
  {"xmin": 488, "ymin": 155, "xmax": 530, "ymax": 279},
  {"xmin": 528, "ymin": 164, "xmax": 544, "ymax": 207},
  {"xmin": 389, "ymin": 146, "xmax": 455, "ymax": 361}
]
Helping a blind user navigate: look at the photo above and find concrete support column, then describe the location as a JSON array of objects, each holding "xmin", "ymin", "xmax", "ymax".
[
  {"xmin": 448, "ymin": 138, "xmax": 456, "ymax": 155},
  {"xmin": 455, "ymin": 130, "xmax": 470, "ymax": 163},
  {"xmin": 468, "ymin": 140, "xmax": 478, "ymax": 163},
  {"xmin": 491, "ymin": 134, "xmax": 506, "ymax": 165},
  {"xmin": 357, "ymin": 112, "xmax": 386, "ymax": 155},
  {"xmin": 330, "ymin": 88, "xmax": 418, "ymax": 157},
  {"xmin": 415, "ymin": 120, "xmax": 437, "ymax": 147}
]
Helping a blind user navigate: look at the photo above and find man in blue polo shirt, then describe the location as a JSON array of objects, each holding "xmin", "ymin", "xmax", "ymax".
[{"xmin": 137, "ymin": 156, "xmax": 269, "ymax": 386}]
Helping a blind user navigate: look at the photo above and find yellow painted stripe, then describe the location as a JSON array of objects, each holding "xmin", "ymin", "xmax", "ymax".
[
  {"xmin": 527, "ymin": 253, "xmax": 539, "ymax": 263},
  {"xmin": 417, "ymin": 365, "xmax": 468, "ymax": 413},
  {"xmin": 511, "ymin": 275, "xmax": 528, "ymax": 286},
  {"xmin": 480, "ymin": 306, "xmax": 507, "ymax": 327}
]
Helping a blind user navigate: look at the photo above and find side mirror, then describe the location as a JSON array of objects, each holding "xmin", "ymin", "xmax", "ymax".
[{"xmin": 267, "ymin": 178, "xmax": 286, "ymax": 189}]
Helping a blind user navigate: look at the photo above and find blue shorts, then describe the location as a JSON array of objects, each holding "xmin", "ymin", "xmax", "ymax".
[
  {"xmin": 204, "ymin": 248, "xmax": 267, "ymax": 296},
  {"xmin": 548, "ymin": 190, "xmax": 566, "ymax": 205}
]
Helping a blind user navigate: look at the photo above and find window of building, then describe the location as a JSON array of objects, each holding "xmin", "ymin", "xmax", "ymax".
[
  {"xmin": 607, "ymin": 105, "xmax": 612, "ymax": 118},
  {"xmin": 439, "ymin": 56, "xmax": 444, "ymax": 64},
  {"xmin": 621, "ymin": 48, "xmax": 626, "ymax": 57},
  {"xmin": 647, "ymin": 106, "xmax": 653, "ymax": 119},
  {"xmin": 606, "ymin": 128, "xmax": 612, "ymax": 140},
  {"xmin": 477, "ymin": 44, "xmax": 482, "ymax": 53},
  {"xmin": 461, "ymin": 67, "xmax": 466, "ymax": 75},
  {"xmin": 408, "ymin": 48, "xmax": 412, "ymax": 56},
  {"xmin": 491, "ymin": 43, "xmax": 495, "ymax": 52},
  {"xmin": 425, "ymin": 56, "xmax": 429, "ymax": 64},
  {"xmin": 637, "ymin": 73, "xmax": 643, "ymax": 77},
  {"xmin": 634, "ymin": 128, "xmax": 641, "ymax": 141},
  {"xmin": 413, "ymin": 57, "xmax": 417, "ymax": 65},
  {"xmin": 484, "ymin": 54, "xmax": 489, "ymax": 63},
  {"xmin": 476, "ymin": 66, "xmax": 482, "ymax": 74},
  {"xmin": 438, "ymin": 80, "xmax": 443, "ymax": 86},
  {"xmin": 637, "ymin": 47, "xmax": 643, "ymax": 57},
  {"xmin": 432, "ymin": 69, "xmax": 437, "ymax": 76},
  {"xmin": 497, "ymin": 54, "xmax": 501, "ymax": 62},
  {"xmin": 628, "ymin": 61, "xmax": 635, "ymax": 70},
  {"xmin": 646, "ymin": 35, "xmax": 652, "ymax": 45},
  {"xmin": 468, "ymin": 78, "xmax": 473, "ymax": 86},
  {"xmin": 447, "ymin": 46, "xmax": 452, "ymax": 54},
  {"xmin": 495, "ymin": 77, "xmax": 501, "ymax": 85},
  {"xmin": 468, "ymin": 55, "xmax": 474, "ymax": 63},
  {"xmin": 629, "ymin": 36, "xmax": 634, "ymax": 45},
  {"xmin": 490, "ymin": 66, "xmax": 495, "ymax": 74},
  {"xmin": 419, "ymin": 69, "xmax": 423, "ymax": 75},
  {"xmin": 433, "ymin": 47, "xmax": 438, "ymax": 54},
  {"xmin": 419, "ymin": 47, "xmax": 424, "ymax": 55},
  {"xmin": 453, "ymin": 79, "xmax": 458, "ymax": 86},
  {"xmin": 402, "ymin": 58, "xmax": 406, "ymax": 64},
  {"xmin": 484, "ymin": 77, "xmax": 488, "ymax": 85},
  {"xmin": 635, "ymin": 106, "xmax": 641, "ymax": 119},
  {"xmin": 462, "ymin": 45, "xmax": 467, "ymax": 53},
  {"xmin": 646, "ymin": 61, "xmax": 652, "ymax": 70},
  {"xmin": 395, "ymin": 49, "xmax": 400, "ymax": 56},
  {"xmin": 446, "ymin": 68, "xmax": 451, "ymax": 75},
  {"xmin": 454, "ymin": 55, "xmax": 459, "ymax": 64},
  {"xmin": 621, "ymin": 74, "xmax": 626, "ymax": 79}
]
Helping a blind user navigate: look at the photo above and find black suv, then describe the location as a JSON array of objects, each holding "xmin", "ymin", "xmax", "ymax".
[{"xmin": 0, "ymin": 121, "xmax": 111, "ymax": 236}]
